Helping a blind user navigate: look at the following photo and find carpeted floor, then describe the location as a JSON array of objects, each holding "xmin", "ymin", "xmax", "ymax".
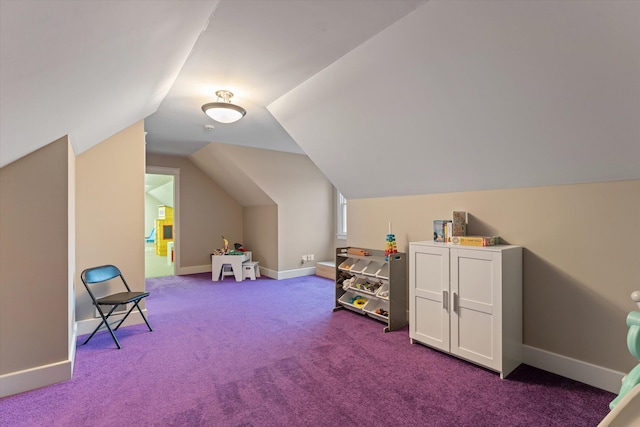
[{"xmin": 0, "ymin": 273, "xmax": 616, "ymax": 426}]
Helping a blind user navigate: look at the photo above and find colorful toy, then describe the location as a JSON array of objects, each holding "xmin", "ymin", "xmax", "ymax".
[
  {"xmin": 385, "ymin": 222, "xmax": 398, "ymax": 261},
  {"xmin": 350, "ymin": 296, "xmax": 368, "ymax": 308},
  {"xmin": 610, "ymin": 291, "xmax": 640, "ymax": 410}
]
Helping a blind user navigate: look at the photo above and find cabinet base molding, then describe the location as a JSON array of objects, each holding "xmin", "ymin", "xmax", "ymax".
[{"xmin": 407, "ymin": 339, "xmax": 623, "ymax": 393}]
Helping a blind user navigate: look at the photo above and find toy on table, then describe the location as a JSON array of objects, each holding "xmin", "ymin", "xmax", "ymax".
[{"xmin": 213, "ymin": 236, "xmax": 243, "ymax": 256}]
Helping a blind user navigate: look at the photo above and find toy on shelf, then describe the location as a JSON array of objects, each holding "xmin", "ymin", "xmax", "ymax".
[{"xmin": 385, "ymin": 222, "xmax": 398, "ymax": 261}]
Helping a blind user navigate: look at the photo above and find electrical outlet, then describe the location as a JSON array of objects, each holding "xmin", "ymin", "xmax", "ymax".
[
  {"xmin": 308, "ymin": 254, "xmax": 314, "ymax": 261},
  {"xmin": 302, "ymin": 255, "xmax": 308, "ymax": 262}
]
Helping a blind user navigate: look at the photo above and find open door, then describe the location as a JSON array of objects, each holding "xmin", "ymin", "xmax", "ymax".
[{"xmin": 145, "ymin": 168, "xmax": 178, "ymax": 278}]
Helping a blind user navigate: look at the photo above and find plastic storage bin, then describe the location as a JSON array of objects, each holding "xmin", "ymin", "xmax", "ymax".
[
  {"xmin": 376, "ymin": 282, "xmax": 390, "ymax": 300},
  {"xmin": 349, "ymin": 258, "xmax": 371, "ymax": 274},
  {"xmin": 350, "ymin": 277, "xmax": 384, "ymax": 295},
  {"xmin": 338, "ymin": 258, "xmax": 357, "ymax": 271},
  {"xmin": 362, "ymin": 261, "xmax": 384, "ymax": 276},
  {"xmin": 375, "ymin": 263, "xmax": 389, "ymax": 280},
  {"xmin": 338, "ymin": 291, "xmax": 368, "ymax": 313},
  {"xmin": 364, "ymin": 299, "xmax": 390, "ymax": 322}
]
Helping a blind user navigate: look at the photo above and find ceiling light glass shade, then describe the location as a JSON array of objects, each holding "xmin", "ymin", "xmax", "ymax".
[{"xmin": 202, "ymin": 90, "xmax": 246, "ymax": 123}]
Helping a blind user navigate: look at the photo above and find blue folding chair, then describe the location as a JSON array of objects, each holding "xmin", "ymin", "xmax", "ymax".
[{"xmin": 81, "ymin": 265, "xmax": 153, "ymax": 349}]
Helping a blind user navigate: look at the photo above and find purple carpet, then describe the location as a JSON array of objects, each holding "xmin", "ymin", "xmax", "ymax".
[{"xmin": 0, "ymin": 273, "xmax": 615, "ymax": 426}]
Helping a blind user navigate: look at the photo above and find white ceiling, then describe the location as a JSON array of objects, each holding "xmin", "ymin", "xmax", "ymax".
[
  {"xmin": 2, "ymin": 0, "xmax": 638, "ymax": 200},
  {"xmin": 145, "ymin": 174, "xmax": 174, "ymax": 207},
  {"xmin": 143, "ymin": 0, "xmax": 427, "ymax": 156}
]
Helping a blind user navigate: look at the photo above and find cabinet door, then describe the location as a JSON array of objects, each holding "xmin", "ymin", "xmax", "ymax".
[
  {"xmin": 409, "ymin": 245, "xmax": 449, "ymax": 351},
  {"xmin": 450, "ymin": 248, "xmax": 500, "ymax": 369}
]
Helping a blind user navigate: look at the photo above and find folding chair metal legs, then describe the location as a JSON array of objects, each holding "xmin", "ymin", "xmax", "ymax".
[
  {"xmin": 113, "ymin": 300, "xmax": 153, "ymax": 333},
  {"xmin": 83, "ymin": 302, "xmax": 153, "ymax": 349},
  {"xmin": 81, "ymin": 264, "xmax": 153, "ymax": 349}
]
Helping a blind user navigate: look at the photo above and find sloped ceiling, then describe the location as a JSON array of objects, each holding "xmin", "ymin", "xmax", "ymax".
[
  {"xmin": 190, "ymin": 143, "xmax": 275, "ymax": 207},
  {"xmin": 2, "ymin": 1, "xmax": 638, "ymax": 201},
  {"xmin": 143, "ymin": 0, "xmax": 427, "ymax": 157},
  {"xmin": 146, "ymin": 174, "xmax": 174, "ymax": 207},
  {"xmin": 0, "ymin": 0, "xmax": 217, "ymax": 167},
  {"xmin": 269, "ymin": 1, "xmax": 640, "ymax": 199}
]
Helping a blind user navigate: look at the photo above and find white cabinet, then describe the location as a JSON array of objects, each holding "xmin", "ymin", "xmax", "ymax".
[{"xmin": 409, "ymin": 241, "xmax": 522, "ymax": 378}]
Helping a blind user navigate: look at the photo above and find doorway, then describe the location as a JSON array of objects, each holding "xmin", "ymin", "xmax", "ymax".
[{"xmin": 145, "ymin": 167, "xmax": 178, "ymax": 278}]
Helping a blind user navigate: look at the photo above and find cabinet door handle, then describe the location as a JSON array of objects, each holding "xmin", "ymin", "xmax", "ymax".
[
  {"xmin": 453, "ymin": 292, "xmax": 458, "ymax": 313},
  {"xmin": 443, "ymin": 290, "xmax": 448, "ymax": 310}
]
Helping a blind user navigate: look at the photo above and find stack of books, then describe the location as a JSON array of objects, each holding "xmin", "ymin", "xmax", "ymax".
[
  {"xmin": 433, "ymin": 211, "xmax": 500, "ymax": 246},
  {"xmin": 434, "ymin": 211, "xmax": 467, "ymax": 243}
]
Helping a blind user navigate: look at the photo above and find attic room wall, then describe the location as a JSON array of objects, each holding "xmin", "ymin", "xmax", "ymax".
[
  {"xmin": 347, "ymin": 179, "xmax": 640, "ymax": 391},
  {"xmin": 75, "ymin": 121, "xmax": 145, "ymax": 325},
  {"xmin": 146, "ymin": 153, "xmax": 243, "ymax": 273},
  {"xmin": 211, "ymin": 145, "xmax": 334, "ymax": 274},
  {"xmin": 243, "ymin": 205, "xmax": 278, "ymax": 272},
  {"xmin": 0, "ymin": 136, "xmax": 74, "ymax": 397}
]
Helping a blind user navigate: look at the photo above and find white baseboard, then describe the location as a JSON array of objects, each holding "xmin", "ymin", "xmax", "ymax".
[
  {"xmin": 0, "ymin": 359, "xmax": 73, "ymax": 398},
  {"xmin": 76, "ymin": 309, "xmax": 148, "ymax": 336},
  {"xmin": 523, "ymin": 344, "xmax": 625, "ymax": 394},
  {"xmin": 176, "ymin": 264, "xmax": 210, "ymax": 275},
  {"xmin": 273, "ymin": 266, "xmax": 316, "ymax": 280},
  {"xmin": 172, "ymin": 265, "xmax": 316, "ymax": 281}
]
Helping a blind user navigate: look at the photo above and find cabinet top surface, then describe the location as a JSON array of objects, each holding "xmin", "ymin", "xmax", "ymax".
[{"xmin": 409, "ymin": 241, "xmax": 521, "ymax": 251}]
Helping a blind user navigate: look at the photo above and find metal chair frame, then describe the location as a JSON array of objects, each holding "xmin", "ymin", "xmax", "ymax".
[{"xmin": 81, "ymin": 264, "xmax": 153, "ymax": 349}]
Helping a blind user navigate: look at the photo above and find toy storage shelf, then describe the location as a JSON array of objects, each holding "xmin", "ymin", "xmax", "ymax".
[{"xmin": 333, "ymin": 247, "xmax": 407, "ymax": 332}]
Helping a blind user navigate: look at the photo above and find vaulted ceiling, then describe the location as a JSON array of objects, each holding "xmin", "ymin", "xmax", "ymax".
[{"xmin": 2, "ymin": 1, "xmax": 638, "ymax": 200}]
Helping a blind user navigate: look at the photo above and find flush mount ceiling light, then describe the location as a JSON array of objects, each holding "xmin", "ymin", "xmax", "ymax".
[{"xmin": 201, "ymin": 90, "xmax": 246, "ymax": 124}]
